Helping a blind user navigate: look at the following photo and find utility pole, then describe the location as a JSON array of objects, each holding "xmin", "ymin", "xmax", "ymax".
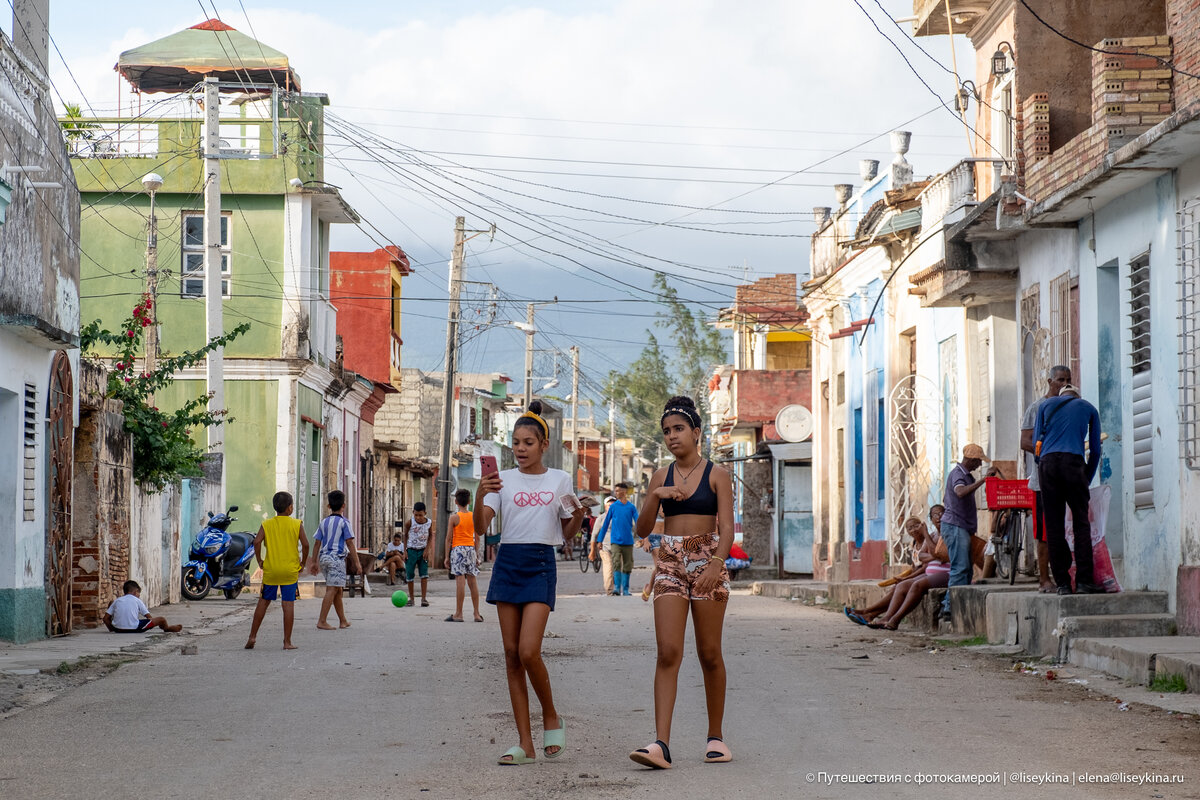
[
  {"xmin": 436, "ymin": 217, "xmax": 466, "ymax": 560},
  {"xmin": 202, "ymin": 77, "xmax": 225, "ymax": 505},
  {"xmin": 608, "ymin": 397, "xmax": 616, "ymax": 490},
  {"xmin": 436, "ymin": 217, "xmax": 495, "ymax": 557},
  {"xmin": 570, "ymin": 346, "xmax": 579, "ymax": 488},
  {"xmin": 523, "ymin": 302, "xmax": 535, "ymax": 408}
]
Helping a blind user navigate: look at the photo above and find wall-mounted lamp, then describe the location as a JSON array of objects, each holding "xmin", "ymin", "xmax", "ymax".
[
  {"xmin": 991, "ymin": 41, "xmax": 1015, "ymax": 78},
  {"xmin": 954, "ymin": 80, "xmax": 979, "ymax": 114}
]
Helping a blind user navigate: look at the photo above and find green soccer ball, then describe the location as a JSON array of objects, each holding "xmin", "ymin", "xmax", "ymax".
[{"xmin": 391, "ymin": 590, "xmax": 409, "ymax": 608}]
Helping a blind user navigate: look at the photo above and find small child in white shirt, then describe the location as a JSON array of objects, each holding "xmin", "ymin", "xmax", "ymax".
[
  {"xmin": 383, "ymin": 531, "xmax": 407, "ymax": 586},
  {"xmin": 104, "ymin": 580, "xmax": 182, "ymax": 633}
]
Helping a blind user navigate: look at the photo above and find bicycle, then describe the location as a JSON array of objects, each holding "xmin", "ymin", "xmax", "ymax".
[
  {"xmin": 576, "ymin": 533, "xmax": 602, "ymax": 573},
  {"xmin": 985, "ymin": 478, "xmax": 1034, "ymax": 586}
]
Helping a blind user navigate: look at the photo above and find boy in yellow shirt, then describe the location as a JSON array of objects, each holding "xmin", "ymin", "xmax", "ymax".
[{"xmin": 245, "ymin": 491, "xmax": 309, "ymax": 650}]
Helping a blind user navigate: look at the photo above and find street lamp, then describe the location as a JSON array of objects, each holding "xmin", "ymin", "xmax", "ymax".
[
  {"xmin": 954, "ymin": 80, "xmax": 978, "ymax": 114},
  {"xmin": 991, "ymin": 42, "xmax": 1015, "ymax": 78},
  {"xmin": 141, "ymin": 172, "xmax": 163, "ymax": 247}
]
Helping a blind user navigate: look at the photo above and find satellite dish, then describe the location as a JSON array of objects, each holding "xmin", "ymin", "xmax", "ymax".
[{"xmin": 775, "ymin": 404, "xmax": 813, "ymax": 443}]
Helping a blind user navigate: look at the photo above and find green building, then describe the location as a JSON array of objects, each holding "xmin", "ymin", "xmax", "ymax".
[{"xmin": 71, "ymin": 19, "xmax": 363, "ymax": 534}]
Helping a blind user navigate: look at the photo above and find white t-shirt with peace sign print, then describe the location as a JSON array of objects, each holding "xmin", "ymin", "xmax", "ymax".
[{"xmin": 483, "ymin": 467, "xmax": 573, "ymax": 545}]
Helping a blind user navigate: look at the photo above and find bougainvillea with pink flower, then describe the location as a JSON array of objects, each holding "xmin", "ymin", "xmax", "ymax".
[{"xmin": 81, "ymin": 295, "xmax": 249, "ymax": 491}]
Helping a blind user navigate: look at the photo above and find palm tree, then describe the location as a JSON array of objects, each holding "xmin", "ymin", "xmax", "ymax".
[{"xmin": 60, "ymin": 102, "xmax": 99, "ymax": 154}]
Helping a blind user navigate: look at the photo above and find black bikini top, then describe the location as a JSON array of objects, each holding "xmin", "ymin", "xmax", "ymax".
[{"xmin": 661, "ymin": 461, "xmax": 718, "ymax": 517}]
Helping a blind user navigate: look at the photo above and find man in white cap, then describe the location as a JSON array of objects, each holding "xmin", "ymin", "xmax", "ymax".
[
  {"xmin": 939, "ymin": 443, "xmax": 998, "ymax": 622},
  {"xmin": 1034, "ymin": 384, "xmax": 1103, "ymax": 594}
]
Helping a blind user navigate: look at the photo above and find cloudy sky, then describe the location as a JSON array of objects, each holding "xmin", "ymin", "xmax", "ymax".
[{"xmin": 25, "ymin": 0, "xmax": 974, "ymax": 409}]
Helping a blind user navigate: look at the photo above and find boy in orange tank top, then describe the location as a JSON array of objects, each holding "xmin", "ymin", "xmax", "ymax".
[{"xmin": 443, "ymin": 488, "xmax": 483, "ymax": 622}]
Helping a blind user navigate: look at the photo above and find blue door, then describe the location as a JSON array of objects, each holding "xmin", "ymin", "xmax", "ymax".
[{"xmin": 853, "ymin": 408, "xmax": 864, "ymax": 547}]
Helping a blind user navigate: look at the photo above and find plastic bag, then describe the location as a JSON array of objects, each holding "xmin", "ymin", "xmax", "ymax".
[{"xmin": 1064, "ymin": 484, "xmax": 1122, "ymax": 592}]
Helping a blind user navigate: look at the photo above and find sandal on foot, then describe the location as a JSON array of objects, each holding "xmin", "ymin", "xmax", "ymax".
[
  {"xmin": 543, "ymin": 717, "xmax": 566, "ymax": 759},
  {"xmin": 444, "ymin": 615, "xmax": 464, "ymax": 622},
  {"xmin": 843, "ymin": 606, "xmax": 868, "ymax": 626},
  {"xmin": 420, "ymin": 599, "xmax": 430, "ymax": 607},
  {"xmin": 497, "ymin": 745, "xmax": 535, "ymax": 765},
  {"xmin": 867, "ymin": 620, "xmax": 888, "ymax": 629},
  {"xmin": 705, "ymin": 737, "xmax": 732, "ymax": 763},
  {"xmin": 630, "ymin": 740, "xmax": 672, "ymax": 769}
]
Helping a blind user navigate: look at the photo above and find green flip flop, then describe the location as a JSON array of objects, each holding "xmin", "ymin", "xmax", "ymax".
[
  {"xmin": 543, "ymin": 717, "xmax": 566, "ymax": 759},
  {"xmin": 498, "ymin": 745, "xmax": 535, "ymax": 765}
]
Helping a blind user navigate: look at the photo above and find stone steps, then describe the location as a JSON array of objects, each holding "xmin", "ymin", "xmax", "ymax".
[
  {"xmin": 985, "ymin": 590, "xmax": 1170, "ymax": 656},
  {"xmin": 1068, "ymin": 636, "xmax": 1200, "ymax": 686}
]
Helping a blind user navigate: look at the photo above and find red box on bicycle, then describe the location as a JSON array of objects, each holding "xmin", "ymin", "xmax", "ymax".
[{"xmin": 985, "ymin": 477, "xmax": 1035, "ymax": 509}]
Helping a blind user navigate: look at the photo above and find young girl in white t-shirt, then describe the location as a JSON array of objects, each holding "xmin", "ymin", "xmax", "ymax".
[{"xmin": 474, "ymin": 400, "xmax": 585, "ymax": 765}]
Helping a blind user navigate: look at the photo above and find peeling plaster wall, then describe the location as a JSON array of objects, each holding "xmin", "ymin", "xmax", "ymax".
[{"xmin": 1077, "ymin": 174, "xmax": 1179, "ymax": 603}]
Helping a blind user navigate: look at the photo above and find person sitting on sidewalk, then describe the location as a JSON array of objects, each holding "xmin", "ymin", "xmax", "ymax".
[
  {"xmin": 866, "ymin": 519, "xmax": 950, "ymax": 631},
  {"xmin": 104, "ymin": 580, "xmax": 182, "ymax": 633},
  {"xmin": 383, "ymin": 532, "xmax": 407, "ymax": 586},
  {"xmin": 844, "ymin": 517, "xmax": 935, "ymax": 626}
]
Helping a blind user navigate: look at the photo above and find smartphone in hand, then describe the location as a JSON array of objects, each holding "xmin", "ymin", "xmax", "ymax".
[{"xmin": 480, "ymin": 455, "xmax": 499, "ymax": 477}]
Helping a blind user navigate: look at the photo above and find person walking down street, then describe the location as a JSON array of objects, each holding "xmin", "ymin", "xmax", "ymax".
[
  {"xmin": 402, "ymin": 502, "xmax": 433, "ymax": 606},
  {"xmin": 593, "ymin": 496, "xmax": 616, "ymax": 594},
  {"xmin": 938, "ymin": 445, "xmax": 996, "ymax": 624},
  {"xmin": 308, "ymin": 490, "xmax": 359, "ymax": 631},
  {"xmin": 444, "ymin": 489, "xmax": 483, "ymax": 623},
  {"xmin": 592, "ymin": 482, "xmax": 638, "ymax": 596},
  {"xmin": 476, "ymin": 400, "xmax": 585, "ymax": 765},
  {"xmin": 1021, "ymin": 365, "xmax": 1072, "ymax": 593},
  {"xmin": 1034, "ymin": 384, "xmax": 1103, "ymax": 594},
  {"xmin": 630, "ymin": 396, "xmax": 735, "ymax": 770}
]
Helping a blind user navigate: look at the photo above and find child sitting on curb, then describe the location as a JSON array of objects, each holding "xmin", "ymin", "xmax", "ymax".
[{"xmin": 104, "ymin": 580, "xmax": 182, "ymax": 633}]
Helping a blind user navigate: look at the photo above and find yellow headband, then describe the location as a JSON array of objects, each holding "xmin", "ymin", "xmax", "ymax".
[{"xmin": 518, "ymin": 411, "xmax": 549, "ymax": 437}]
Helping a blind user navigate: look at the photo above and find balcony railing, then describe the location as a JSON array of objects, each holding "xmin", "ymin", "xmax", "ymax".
[
  {"xmin": 62, "ymin": 116, "xmax": 283, "ymax": 160},
  {"xmin": 918, "ymin": 159, "xmax": 1008, "ymax": 234}
]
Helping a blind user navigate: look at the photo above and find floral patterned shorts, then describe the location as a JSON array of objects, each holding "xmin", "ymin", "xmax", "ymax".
[
  {"xmin": 654, "ymin": 533, "xmax": 730, "ymax": 603},
  {"xmin": 449, "ymin": 545, "xmax": 479, "ymax": 577}
]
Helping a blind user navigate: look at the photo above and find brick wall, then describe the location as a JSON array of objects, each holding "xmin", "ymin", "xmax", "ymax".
[
  {"xmin": 1026, "ymin": 36, "xmax": 1174, "ymax": 203},
  {"xmin": 734, "ymin": 369, "xmax": 812, "ymax": 426},
  {"xmin": 735, "ymin": 274, "xmax": 797, "ymax": 310},
  {"xmin": 72, "ymin": 362, "xmax": 133, "ymax": 627},
  {"xmin": 374, "ymin": 368, "xmax": 442, "ymax": 459},
  {"xmin": 1167, "ymin": 0, "xmax": 1200, "ymax": 109}
]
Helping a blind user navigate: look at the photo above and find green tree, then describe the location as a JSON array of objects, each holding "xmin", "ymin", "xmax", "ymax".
[
  {"xmin": 607, "ymin": 274, "xmax": 727, "ymax": 464},
  {"xmin": 81, "ymin": 296, "xmax": 249, "ymax": 491}
]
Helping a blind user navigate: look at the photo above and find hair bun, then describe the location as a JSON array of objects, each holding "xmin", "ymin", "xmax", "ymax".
[
  {"xmin": 663, "ymin": 395, "xmax": 696, "ymax": 412},
  {"xmin": 527, "ymin": 399, "xmax": 544, "ymax": 415}
]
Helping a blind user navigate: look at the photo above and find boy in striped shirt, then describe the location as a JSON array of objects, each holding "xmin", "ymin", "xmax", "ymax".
[{"xmin": 308, "ymin": 490, "xmax": 359, "ymax": 630}]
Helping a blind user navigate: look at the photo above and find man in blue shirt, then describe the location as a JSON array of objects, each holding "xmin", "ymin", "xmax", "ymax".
[
  {"xmin": 939, "ymin": 444, "xmax": 998, "ymax": 622},
  {"xmin": 591, "ymin": 482, "xmax": 638, "ymax": 596},
  {"xmin": 1034, "ymin": 385, "xmax": 1103, "ymax": 594}
]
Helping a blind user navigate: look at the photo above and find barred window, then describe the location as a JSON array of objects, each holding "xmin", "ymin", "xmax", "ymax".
[{"xmin": 1180, "ymin": 200, "xmax": 1200, "ymax": 469}]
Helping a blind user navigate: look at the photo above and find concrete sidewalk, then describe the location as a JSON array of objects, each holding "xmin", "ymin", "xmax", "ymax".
[{"xmin": 0, "ymin": 597, "xmax": 254, "ymax": 675}]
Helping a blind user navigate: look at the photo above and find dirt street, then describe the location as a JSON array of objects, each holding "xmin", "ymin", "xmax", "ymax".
[{"xmin": 1, "ymin": 556, "xmax": 1198, "ymax": 799}]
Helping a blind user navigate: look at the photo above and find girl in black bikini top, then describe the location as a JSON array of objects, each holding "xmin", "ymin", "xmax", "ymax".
[{"xmin": 660, "ymin": 460, "xmax": 718, "ymax": 517}]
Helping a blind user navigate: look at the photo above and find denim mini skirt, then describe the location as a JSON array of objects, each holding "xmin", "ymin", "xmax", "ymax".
[{"xmin": 486, "ymin": 543, "xmax": 557, "ymax": 609}]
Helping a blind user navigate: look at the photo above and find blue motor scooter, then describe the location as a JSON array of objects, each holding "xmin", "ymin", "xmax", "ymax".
[{"xmin": 181, "ymin": 506, "xmax": 255, "ymax": 600}]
